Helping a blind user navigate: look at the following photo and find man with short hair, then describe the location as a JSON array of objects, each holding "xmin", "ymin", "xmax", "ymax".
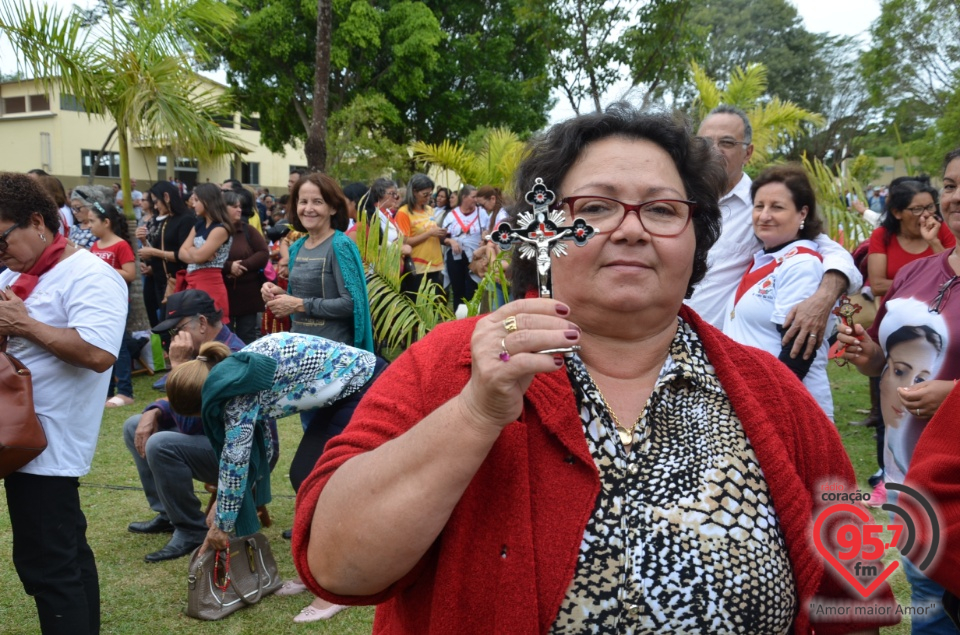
[
  {"xmin": 123, "ymin": 290, "xmax": 252, "ymax": 562},
  {"xmin": 687, "ymin": 105, "xmax": 861, "ymax": 358},
  {"xmin": 288, "ymin": 169, "xmax": 304, "ymax": 194}
]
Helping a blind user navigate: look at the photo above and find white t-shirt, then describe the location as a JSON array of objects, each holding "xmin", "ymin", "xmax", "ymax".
[
  {"xmin": 722, "ymin": 240, "xmax": 833, "ymax": 419},
  {"xmin": 441, "ymin": 206, "xmax": 487, "ymax": 262},
  {"xmin": 0, "ymin": 249, "xmax": 127, "ymax": 476},
  {"xmin": 687, "ymin": 173, "xmax": 863, "ymax": 328}
]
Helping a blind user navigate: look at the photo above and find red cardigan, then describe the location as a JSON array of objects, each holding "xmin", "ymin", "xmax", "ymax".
[
  {"xmin": 293, "ymin": 306, "xmax": 896, "ymax": 634},
  {"xmin": 904, "ymin": 382, "xmax": 960, "ymax": 597}
]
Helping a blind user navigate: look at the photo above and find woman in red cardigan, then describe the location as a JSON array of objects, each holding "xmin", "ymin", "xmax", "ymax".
[{"xmin": 293, "ymin": 106, "xmax": 895, "ymax": 634}]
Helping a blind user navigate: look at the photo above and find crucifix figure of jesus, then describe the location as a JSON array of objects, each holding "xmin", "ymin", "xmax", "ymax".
[{"xmin": 488, "ymin": 178, "xmax": 596, "ymax": 298}]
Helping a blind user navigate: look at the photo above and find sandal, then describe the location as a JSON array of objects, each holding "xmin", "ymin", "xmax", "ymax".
[
  {"xmin": 293, "ymin": 602, "xmax": 346, "ymax": 623},
  {"xmin": 105, "ymin": 395, "xmax": 135, "ymax": 408}
]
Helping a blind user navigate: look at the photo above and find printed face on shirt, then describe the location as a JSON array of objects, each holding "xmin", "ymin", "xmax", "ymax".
[
  {"xmin": 879, "ymin": 335, "xmax": 940, "ymax": 429},
  {"xmin": 296, "ymin": 181, "xmax": 334, "ymax": 234},
  {"xmin": 752, "ymin": 182, "xmax": 807, "ymax": 249}
]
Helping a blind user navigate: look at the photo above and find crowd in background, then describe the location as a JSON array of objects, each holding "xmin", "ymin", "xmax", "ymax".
[{"xmin": 3, "ymin": 101, "xmax": 960, "ymax": 634}]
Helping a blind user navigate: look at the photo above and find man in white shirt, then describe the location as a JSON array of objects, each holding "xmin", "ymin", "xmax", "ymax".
[{"xmin": 686, "ymin": 105, "xmax": 862, "ymax": 359}]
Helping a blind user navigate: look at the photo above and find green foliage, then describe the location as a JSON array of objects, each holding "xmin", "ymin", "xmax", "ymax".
[
  {"xmin": 354, "ymin": 211, "xmax": 454, "ymax": 355},
  {"xmin": 800, "ymin": 153, "xmax": 874, "ymax": 247},
  {"xmin": 219, "ymin": 0, "xmax": 551, "ymax": 154},
  {"xmin": 0, "ymin": 0, "xmax": 243, "ymax": 217},
  {"xmin": 326, "ymin": 93, "xmax": 409, "ymax": 183},
  {"xmin": 692, "ymin": 62, "xmax": 824, "ymax": 168},
  {"xmin": 519, "ymin": 0, "xmax": 699, "ymax": 114},
  {"xmin": 412, "ymin": 127, "xmax": 528, "ymax": 191},
  {"xmin": 848, "ymin": 154, "xmax": 881, "ymax": 187},
  {"xmin": 684, "ymin": 0, "xmax": 836, "ymax": 113}
]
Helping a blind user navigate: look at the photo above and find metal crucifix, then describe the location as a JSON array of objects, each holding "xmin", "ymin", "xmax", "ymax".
[{"xmin": 488, "ymin": 178, "xmax": 596, "ymax": 298}]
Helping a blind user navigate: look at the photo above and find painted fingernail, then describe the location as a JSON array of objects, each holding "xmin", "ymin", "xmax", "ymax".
[
  {"xmin": 554, "ymin": 356, "xmax": 564, "ymax": 367},
  {"xmin": 564, "ymin": 330, "xmax": 579, "ymax": 341},
  {"xmin": 555, "ymin": 303, "xmax": 570, "ymax": 316}
]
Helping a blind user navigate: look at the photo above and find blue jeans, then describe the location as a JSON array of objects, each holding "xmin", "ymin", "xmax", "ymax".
[{"xmin": 903, "ymin": 556, "xmax": 960, "ymax": 634}]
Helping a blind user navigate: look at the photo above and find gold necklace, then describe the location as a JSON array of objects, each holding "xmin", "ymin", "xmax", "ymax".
[{"xmin": 589, "ymin": 375, "xmax": 638, "ymax": 446}]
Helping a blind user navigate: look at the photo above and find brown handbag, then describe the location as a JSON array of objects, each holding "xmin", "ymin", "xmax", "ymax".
[
  {"xmin": 0, "ymin": 338, "xmax": 47, "ymax": 478},
  {"xmin": 185, "ymin": 533, "xmax": 283, "ymax": 620}
]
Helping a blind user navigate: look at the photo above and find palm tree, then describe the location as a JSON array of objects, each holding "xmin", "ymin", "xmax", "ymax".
[
  {"xmin": 691, "ymin": 61, "xmax": 824, "ymax": 168},
  {"xmin": 0, "ymin": 0, "xmax": 245, "ymax": 218},
  {"xmin": 411, "ymin": 127, "xmax": 528, "ymax": 191}
]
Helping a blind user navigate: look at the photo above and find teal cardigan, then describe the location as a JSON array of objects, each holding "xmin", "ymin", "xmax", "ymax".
[{"xmin": 288, "ymin": 230, "xmax": 375, "ymax": 353}]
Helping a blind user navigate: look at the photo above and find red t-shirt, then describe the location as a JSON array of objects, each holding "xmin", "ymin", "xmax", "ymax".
[
  {"xmin": 91, "ymin": 239, "xmax": 135, "ymax": 271},
  {"xmin": 868, "ymin": 223, "xmax": 956, "ymax": 280}
]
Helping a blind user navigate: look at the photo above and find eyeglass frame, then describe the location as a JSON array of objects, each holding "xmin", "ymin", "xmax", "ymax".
[
  {"xmin": 903, "ymin": 203, "xmax": 938, "ymax": 215},
  {"xmin": 0, "ymin": 221, "xmax": 27, "ymax": 253},
  {"xmin": 168, "ymin": 315, "xmax": 201, "ymax": 338},
  {"xmin": 929, "ymin": 275, "xmax": 958, "ymax": 315},
  {"xmin": 700, "ymin": 136, "xmax": 751, "ymax": 150},
  {"xmin": 560, "ymin": 195, "xmax": 698, "ymax": 237}
]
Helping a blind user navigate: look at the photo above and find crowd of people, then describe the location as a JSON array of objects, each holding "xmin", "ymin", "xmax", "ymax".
[{"xmin": 2, "ymin": 101, "xmax": 959, "ymax": 635}]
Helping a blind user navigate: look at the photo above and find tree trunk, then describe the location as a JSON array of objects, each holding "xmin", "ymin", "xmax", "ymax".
[
  {"xmin": 117, "ymin": 126, "xmax": 134, "ymax": 220},
  {"xmin": 126, "ymin": 218, "xmax": 151, "ymax": 332},
  {"xmin": 304, "ymin": 0, "xmax": 332, "ymax": 172}
]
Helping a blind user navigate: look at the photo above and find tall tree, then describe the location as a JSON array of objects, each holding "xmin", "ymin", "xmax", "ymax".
[
  {"xmin": 0, "ymin": 0, "xmax": 242, "ymax": 218},
  {"xmin": 306, "ymin": 0, "xmax": 332, "ymax": 171},
  {"xmin": 683, "ymin": 0, "xmax": 834, "ymax": 113},
  {"xmin": 218, "ymin": 0, "xmax": 551, "ymax": 161},
  {"xmin": 519, "ymin": 0, "xmax": 699, "ymax": 115}
]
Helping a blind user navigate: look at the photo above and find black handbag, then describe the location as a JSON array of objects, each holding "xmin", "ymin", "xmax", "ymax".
[
  {"xmin": 185, "ymin": 533, "xmax": 283, "ymax": 620},
  {"xmin": 0, "ymin": 337, "xmax": 46, "ymax": 479}
]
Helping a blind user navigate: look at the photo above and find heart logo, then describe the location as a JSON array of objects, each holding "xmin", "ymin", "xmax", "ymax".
[{"xmin": 813, "ymin": 503, "xmax": 900, "ymax": 598}]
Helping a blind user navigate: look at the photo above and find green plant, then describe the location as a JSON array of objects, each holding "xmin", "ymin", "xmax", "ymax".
[
  {"xmin": 354, "ymin": 210, "xmax": 454, "ymax": 356},
  {"xmin": 691, "ymin": 61, "xmax": 825, "ymax": 169},
  {"xmin": 801, "ymin": 153, "xmax": 874, "ymax": 247},
  {"xmin": 411, "ymin": 127, "xmax": 528, "ymax": 191}
]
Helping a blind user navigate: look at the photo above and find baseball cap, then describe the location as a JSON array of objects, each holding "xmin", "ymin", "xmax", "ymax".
[{"xmin": 152, "ymin": 289, "xmax": 220, "ymax": 333}]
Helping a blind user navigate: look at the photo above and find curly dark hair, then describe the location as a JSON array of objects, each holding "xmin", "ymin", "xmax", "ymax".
[
  {"xmin": 510, "ymin": 103, "xmax": 725, "ymax": 299},
  {"xmin": 0, "ymin": 172, "xmax": 61, "ymax": 233},
  {"xmin": 750, "ymin": 164, "xmax": 823, "ymax": 241}
]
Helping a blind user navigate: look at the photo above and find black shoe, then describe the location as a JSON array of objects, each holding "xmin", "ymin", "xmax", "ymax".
[
  {"xmin": 282, "ymin": 529, "xmax": 293, "ymax": 540},
  {"xmin": 144, "ymin": 540, "xmax": 202, "ymax": 563},
  {"xmin": 128, "ymin": 515, "xmax": 175, "ymax": 534}
]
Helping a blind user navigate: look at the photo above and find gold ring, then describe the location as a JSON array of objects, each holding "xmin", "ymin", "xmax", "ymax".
[
  {"xmin": 499, "ymin": 338, "xmax": 510, "ymax": 362},
  {"xmin": 503, "ymin": 316, "xmax": 518, "ymax": 333}
]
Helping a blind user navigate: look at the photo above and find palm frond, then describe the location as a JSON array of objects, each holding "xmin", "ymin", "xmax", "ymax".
[
  {"xmin": 722, "ymin": 63, "xmax": 768, "ymax": 109},
  {"xmin": 690, "ymin": 61, "xmax": 721, "ymax": 118},
  {"xmin": 354, "ymin": 213, "xmax": 454, "ymax": 357},
  {"xmin": 801, "ymin": 153, "xmax": 873, "ymax": 247}
]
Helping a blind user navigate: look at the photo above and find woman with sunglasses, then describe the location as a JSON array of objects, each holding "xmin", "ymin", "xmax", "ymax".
[{"xmin": 839, "ymin": 149, "xmax": 960, "ymax": 634}]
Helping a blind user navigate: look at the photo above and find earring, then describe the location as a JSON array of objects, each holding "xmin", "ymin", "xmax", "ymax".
[
  {"xmin": 39, "ymin": 232, "xmax": 46, "ymax": 243},
  {"xmin": 799, "ymin": 221, "xmax": 805, "ymax": 230}
]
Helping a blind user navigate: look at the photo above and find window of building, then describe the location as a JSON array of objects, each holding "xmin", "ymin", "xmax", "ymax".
[
  {"xmin": 213, "ymin": 115, "xmax": 235, "ymax": 128},
  {"xmin": 2, "ymin": 96, "xmax": 26, "ymax": 115},
  {"xmin": 289, "ymin": 164, "xmax": 308, "ymax": 174},
  {"xmin": 230, "ymin": 161, "xmax": 260, "ymax": 185},
  {"xmin": 157, "ymin": 155, "xmax": 168, "ymax": 182},
  {"xmin": 60, "ymin": 93, "xmax": 87, "ymax": 112},
  {"xmin": 240, "ymin": 115, "xmax": 260, "ymax": 132},
  {"xmin": 81, "ymin": 149, "xmax": 121, "ymax": 178},
  {"xmin": 29, "ymin": 94, "xmax": 50, "ymax": 111}
]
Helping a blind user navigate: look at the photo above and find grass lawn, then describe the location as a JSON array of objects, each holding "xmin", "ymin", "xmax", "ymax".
[{"xmin": 0, "ymin": 364, "xmax": 914, "ymax": 633}]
